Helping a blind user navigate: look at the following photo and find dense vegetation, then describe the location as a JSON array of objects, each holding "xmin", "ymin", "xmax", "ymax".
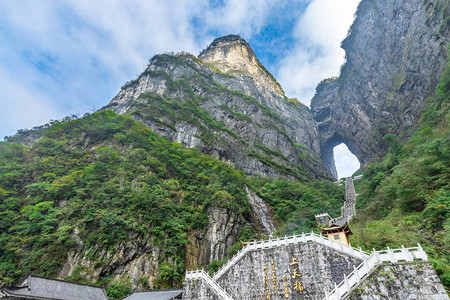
[
  {"xmin": 0, "ymin": 111, "xmax": 345, "ymax": 298},
  {"xmin": 350, "ymin": 48, "xmax": 450, "ymax": 289},
  {"xmin": 2, "ymin": 43, "xmax": 447, "ymax": 296},
  {"xmin": 248, "ymin": 178, "xmax": 343, "ymax": 234},
  {"xmin": 0, "ymin": 111, "xmax": 250, "ymax": 295}
]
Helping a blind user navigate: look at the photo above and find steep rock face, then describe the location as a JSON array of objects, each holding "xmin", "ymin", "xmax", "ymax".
[
  {"xmin": 347, "ymin": 262, "xmax": 448, "ymax": 299},
  {"xmin": 311, "ymin": 0, "xmax": 449, "ymax": 174},
  {"xmin": 186, "ymin": 205, "xmax": 244, "ymax": 270},
  {"xmin": 103, "ymin": 35, "xmax": 332, "ymax": 180},
  {"xmin": 245, "ymin": 186, "xmax": 277, "ymax": 235},
  {"xmin": 57, "ymin": 206, "xmax": 244, "ymax": 290},
  {"xmin": 58, "ymin": 233, "xmax": 165, "ymax": 290},
  {"xmin": 198, "ymin": 35, "xmax": 284, "ymax": 97}
]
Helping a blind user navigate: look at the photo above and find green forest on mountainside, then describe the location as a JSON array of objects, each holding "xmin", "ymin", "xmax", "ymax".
[
  {"xmin": 0, "ymin": 111, "xmax": 344, "ymax": 298},
  {"xmin": 350, "ymin": 47, "xmax": 450, "ymax": 289}
]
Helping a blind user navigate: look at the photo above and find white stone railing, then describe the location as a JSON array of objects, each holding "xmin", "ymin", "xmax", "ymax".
[
  {"xmin": 185, "ymin": 269, "xmax": 235, "ymax": 300},
  {"xmin": 323, "ymin": 244, "xmax": 429, "ymax": 300},
  {"xmin": 213, "ymin": 232, "xmax": 370, "ymax": 281},
  {"xmin": 353, "ymin": 174, "xmax": 363, "ymax": 181}
]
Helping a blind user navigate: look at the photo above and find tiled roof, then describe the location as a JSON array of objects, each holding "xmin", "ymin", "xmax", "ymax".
[
  {"xmin": 0, "ymin": 275, "xmax": 109, "ymax": 300},
  {"xmin": 121, "ymin": 289, "xmax": 183, "ymax": 300}
]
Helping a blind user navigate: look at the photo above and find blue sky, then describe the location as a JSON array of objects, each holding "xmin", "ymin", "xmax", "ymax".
[{"xmin": 0, "ymin": 0, "xmax": 360, "ymax": 177}]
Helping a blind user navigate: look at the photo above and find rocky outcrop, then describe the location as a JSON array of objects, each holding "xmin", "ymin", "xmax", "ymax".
[
  {"xmin": 311, "ymin": 0, "xmax": 450, "ymax": 174},
  {"xmin": 57, "ymin": 205, "xmax": 244, "ymax": 290},
  {"xmin": 58, "ymin": 233, "xmax": 164, "ymax": 290},
  {"xmin": 245, "ymin": 186, "xmax": 277, "ymax": 235},
  {"xmin": 186, "ymin": 205, "xmax": 245, "ymax": 270},
  {"xmin": 198, "ymin": 34, "xmax": 284, "ymax": 97},
  {"xmin": 347, "ymin": 262, "xmax": 449, "ymax": 300},
  {"xmin": 103, "ymin": 35, "xmax": 332, "ymax": 180}
]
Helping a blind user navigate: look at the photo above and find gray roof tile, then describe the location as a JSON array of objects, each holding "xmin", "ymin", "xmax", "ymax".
[
  {"xmin": 121, "ymin": 290, "xmax": 182, "ymax": 300},
  {"xmin": 1, "ymin": 275, "xmax": 109, "ymax": 300}
]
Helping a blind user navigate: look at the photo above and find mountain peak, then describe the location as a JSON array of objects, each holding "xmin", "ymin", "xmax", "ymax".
[
  {"xmin": 199, "ymin": 35, "xmax": 284, "ymax": 96},
  {"xmin": 199, "ymin": 34, "xmax": 254, "ymax": 60}
]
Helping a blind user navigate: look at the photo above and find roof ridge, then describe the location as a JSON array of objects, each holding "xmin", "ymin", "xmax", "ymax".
[
  {"xmin": 132, "ymin": 289, "xmax": 183, "ymax": 293},
  {"xmin": 27, "ymin": 274, "xmax": 104, "ymax": 289}
]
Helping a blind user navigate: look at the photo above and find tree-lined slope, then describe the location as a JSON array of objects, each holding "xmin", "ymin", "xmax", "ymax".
[
  {"xmin": 351, "ymin": 50, "xmax": 450, "ymax": 289},
  {"xmin": 0, "ymin": 111, "xmax": 345, "ymax": 298}
]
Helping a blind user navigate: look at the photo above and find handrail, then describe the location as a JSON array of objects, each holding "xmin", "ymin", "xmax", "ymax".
[
  {"xmin": 185, "ymin": 269, "xmax": 235, "ymax": 300},
  {"xmin": 212, "ymin": 231, "xmax": 370, "ymax": 281},
  {"xmin": 323, "ymin": 244, "xmax": 429, "ymax": 300}
]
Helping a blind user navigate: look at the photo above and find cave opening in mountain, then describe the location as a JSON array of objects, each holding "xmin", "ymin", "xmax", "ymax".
[{"xmin": 333, "ymin": 143, "xmax": 360, "ymax": 180}]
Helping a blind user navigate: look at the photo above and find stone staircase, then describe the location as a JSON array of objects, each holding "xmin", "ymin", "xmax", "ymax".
[
  {"xmin": 323, "ymin": 244, "xmax": 429, "ymax": 300},
  {"xmin": 213, "ymin": 231, "xmax": 369, "ymax": 280},
  {"xmin": 185, "ymin": 269, "xmax": 235, "ymax": 300},
  {"xmin": 185, "ymin": 239, "xmax": 438, "ymax": 299}
]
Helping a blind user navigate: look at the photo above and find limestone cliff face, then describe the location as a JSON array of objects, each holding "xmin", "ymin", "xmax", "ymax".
[
  {"xmin": 198, "ymin": 35, "xmax": 284, "ymax": 97},
  {"xmin": 245, "ymin": 186, "xmax": 277, "ymax": 235},
  {"xmin": 186, "ymin": 205, "xmax": 245, "ymax": 270},
  {"xmin": 103, "ymin": 35, "xmax": 331, "ymax": 181},
  {"xmin": 58, "ymin": 232, "xmax": 165, "ymax": 290},
  {"xmin": 347, "ymin": 262, "xmax": 448, "ymax": 299},
  {"xmin": 311, "ymin": 0, "xmax": 449, "ymax": 174},
  {"xmin": 58, "ymin": 206, "xmax": 244, "ymax": 290}
]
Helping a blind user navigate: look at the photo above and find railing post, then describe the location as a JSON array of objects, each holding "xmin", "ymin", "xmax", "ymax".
[
  {"xmin": 302, "ymin": 232, "xmax": 306, "ymax": 243},
  {"xmin": 363, "ymin": 259, "xmax": 370, "ymax": 273},
  {"xmin": 293, "ymin": 233, "xmax": 297, "ymax": 244},
  {"xmin": 335, "ymin": 282, "xmax": 340, "ymax": 298},
  {"xmin": 284, "ymin": 235, "xmax": 288, "ymax": 246},
  {"xmin": 344, "ymin": 275, "xmax": 350, "ymax": 292},
  {"xmin": 417, "ymin": 243, "xmax": 428, "ymax": 261},
  {"xmin": 359, "ymin": 246, "xmax": 365, "ymax": 259},
  {"xmin": 372, "ymin": 248, "xmax": 378, "ymax": 264},
  {"xmin": 387, "ymin": 246, "xmax": 397, "ymax": 263},
  {"xmin": 277, "ymin": 236, "xmax": 281, "ymax": 247},
  {"xmin": 311, "ymin": 231, "xmax": 315, "ymax": 242},
  {"xmin": 261, "ymin": 239, "xmax": 264, "ymax": 249},
  {"xmin": 401, "ymin": 245, "xmax": 412, "ymax": 261},
  {"xmin": 353, "ymin": 264, "xmax": 360, "ymax": 282},
  {"xmin": 269, "ymin": 238, "xmax": 272, "ymax": 248}
]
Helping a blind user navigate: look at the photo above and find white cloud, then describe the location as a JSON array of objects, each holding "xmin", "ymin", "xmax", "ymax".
[
  {"xmin": 334, "ymin": 143, "xmax": 360, "ymax": 179},
  {"xmin": 0, "ymin": 0, "xmax": 281, "ymax": 138},
  {"xmin": 201, "ymin": 0, "xmax": 277, "ymax": 38},
  {"xmin": 0, "ymin": 0, "xmax": 362, "ymax": 176},
  {"xmin": 0, "ymin": 66, "xmax": 63, "ymax": 138},
  {"xmin": 277, "ymin": 0, "xmax": 360, "ymax": 104}
]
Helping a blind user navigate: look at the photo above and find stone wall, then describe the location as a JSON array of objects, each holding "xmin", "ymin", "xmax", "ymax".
[
  {"xmin": 216, "ymin": 242, "xmax": 361, "ymax": 299},
  {"xmin": 183, "ymin": 278, "xmax": 222, "ymax": 300},
  {"xmin": 346, "ymin": 262, "xmax": 449, "ymax": 300}
]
